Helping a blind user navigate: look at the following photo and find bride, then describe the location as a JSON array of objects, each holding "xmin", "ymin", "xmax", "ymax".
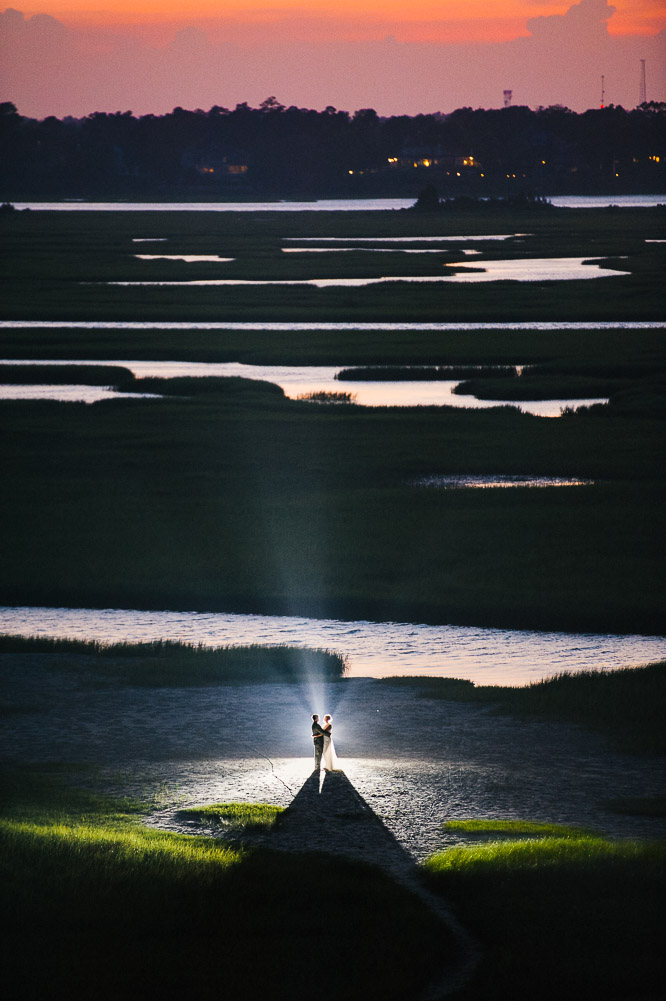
[{"xmin": 321, "ymin": 714, "xmax": 338, "ymax": 771}]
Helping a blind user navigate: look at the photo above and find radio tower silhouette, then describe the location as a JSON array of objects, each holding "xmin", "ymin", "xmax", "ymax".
[
  {"xmin": 503, "ymin": 90, "xmax": 512, "ymax": 108},
  {"xmin": 639, "ymin": 60, "xmax": 647, "ymax": 106},
  {"xmin": 600, "ymin": 75, "xmax": 605, "ymax": 109}
]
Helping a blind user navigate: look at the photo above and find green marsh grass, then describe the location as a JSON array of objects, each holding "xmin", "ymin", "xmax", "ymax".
[
  {"xmin": 380, "ymin": 663, "xmax": 666, "ymax": 752},
  {"xmin": 177, "ymin": 802, "xmax": 284, "ymax": 830},
  {"xmin": 1, "ymin": 207, "xmax": 664, "ymax": 634},
  {"xmin": 442, "ymin": 819, "xmax": 595, "ymax": 837},
  {"xmin": 423, "ymin": 834, "xmax": 665, "ymax": 1000},
  {"xmin": 0, "ymin": 766, "xmax": 450, "ymax": 1000},
  {"xmin": 1, "ymin": 384, "xmax": 664, "ymax": 633},
  {"xmin": 297, "ymin": 389, "xmax": 357, "ymax": 403},
  {"xmin": 1, "ymin": 208, "xmax": 665, "ymax": 321},
  {"xmin": 0, "ymin": 635, "xmax": 347, "ymax": 684}
]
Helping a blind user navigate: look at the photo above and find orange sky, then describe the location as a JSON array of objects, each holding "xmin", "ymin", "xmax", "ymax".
[
  {"xmin": 21, "ymin": 0, "xmax": 666, "ymax": 42},
  {"xmin": 5, "ymin": 1, "xmax": 664, "ymax": 117}
]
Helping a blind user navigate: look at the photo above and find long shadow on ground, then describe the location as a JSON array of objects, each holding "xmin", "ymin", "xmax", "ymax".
[{"xmin": 270, "ymin": 769, "xmax": 480, "ymax": 998}]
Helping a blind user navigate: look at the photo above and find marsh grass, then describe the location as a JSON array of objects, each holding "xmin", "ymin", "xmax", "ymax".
[
  {"xmin": 2, "ymin": 326, "xmax": 664, "ymax": 368},
  {"xmin": 128, "ymin": 375, "xmax": 285, "ymax": 398},
  {"xmin": 1, "ymin": 208, "xmax": 665, "ymax": 321},
  {"xmin": 1, "ymin": 382, "xmax": 664, "ymax": 634},
  {"xmin": 379, "ymin": 663, "xmax": 666, "ymax": 752},
  {"xmin": 424, "ymin": 834, "xmax": 665, "ymax": 1000},
  {"xmin": 177, "ymin": 802, "xmax": 284, "ymax": 830},
  {"xmin": 0, "ymin": 766, "xmax": 449, "ymax": 1000},
  {"xmin": 454, "ymin": 373, "xmax": 628, "ymax": 400},
  {"xmin": 442, "ymin": 819, "xmax": 595, "ymax": 838},
  {"xmin": 0, "ymin": 364, "xmax": 136, "ymax": 386},
  {"xmin": 297, "ymin": 389, "xmax": 357, "ymax": 403},
  {"xmin": 336, "ymin": 365, "xmax": 517, "ymax": 381},
  {"xmin": 0, "ymin": 635, "xmax": 347, "ymax": 684}
]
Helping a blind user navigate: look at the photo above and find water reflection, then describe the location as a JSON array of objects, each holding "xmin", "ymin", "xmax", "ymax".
[
  {"xmin": 1, "ymin": 321, "xmax": 661, "ymax": 330},
  {"xmin": 282, "ymin": 247, "xmax": 463, "ymax": 253},
  {"xmin": 11, "ymin": 195, "xmax": 666, "ymax": 210},
  {"xmin": 1, "ymin": 605, "xmax": 663, "ymax": 685},
  {"xmin": 134, "ymin": 254, "xmax": 234, "ymax": 262},
  {"xmin": 104, "ymin": 257, "xmax": 628, "ymax": 287},
  {"xmin": 0, "ymin": 360, "xmax": 607, "ymax": 416},
  {"xmin": 414, "ymin": 475, "xmax": 594, "ymax": 488},
  {"xmin": 283, "ymin": 234, "xmax": 525, "ymax": 243},
  {"xmin": 0, "ymin": 384, "xmax": 160, "ymax": 403}
]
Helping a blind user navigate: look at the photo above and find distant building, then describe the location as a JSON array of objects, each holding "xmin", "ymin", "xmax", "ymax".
[
  {"xmin": 181, "ymin": 146, "xmax": 249, "ymax": 179},
  {"xmin": 386, "ymin": 146, "xmax": 481, "ymax": 171}
]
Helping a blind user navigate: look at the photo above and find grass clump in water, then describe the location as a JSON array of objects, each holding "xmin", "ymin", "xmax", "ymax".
[
  {"xmin": 297, "ymin": 389, "xmax": 358, "ymax": 403},
  {"xmin": 128, "ymin": 375, "xmax": 285, "ymax": 398}
]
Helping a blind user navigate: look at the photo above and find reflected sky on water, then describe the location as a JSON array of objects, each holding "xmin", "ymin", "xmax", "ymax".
[
  {"xmin": 103, "ymin": 257, "xmax": 630, "ymax": 286},
  {"xmin": 0, "ymin": 359, "xmax": 607, "ymax": 415},
  {"xmin": 1, "ymin": 606, "xmax": 663, "ymax": 686},
  {"xmin": 3, "ymin": 320, "xmax": 661, "ymax": 330},
  {"xmin": 9, "ymin": 194, "xmax": 666, "ymax": 211}
]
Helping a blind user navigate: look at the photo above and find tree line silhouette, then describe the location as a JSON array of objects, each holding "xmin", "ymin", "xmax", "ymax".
[{"xmin": 0, "ymin": 98, "xmax": 663, "ymax": 199}]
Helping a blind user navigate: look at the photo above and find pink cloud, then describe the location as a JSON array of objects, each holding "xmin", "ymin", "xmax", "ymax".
[{"xmin": 1, "ymin": 2, "xmax": 663, "ymax": 118}]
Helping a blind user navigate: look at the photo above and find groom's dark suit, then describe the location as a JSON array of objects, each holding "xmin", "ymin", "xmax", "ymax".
[{"xmin": 312, "ymin": 719, "xmax": 326, "ymax": 770}]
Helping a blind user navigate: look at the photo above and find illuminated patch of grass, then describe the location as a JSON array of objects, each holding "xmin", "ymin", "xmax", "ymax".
[
  {"xmin": 442, "ymin": 818, "xmax": 595, "ymax": 838},
  {"xmin": 0, "ymin": 766, "xmax": 450, "ymax": 1000},
  {"xmin": 178, "ymin": 802, "xmax": 284, "ymax": 830},
  {"xmin": 424, "ymin": 835, "xmax": 665, "ymax": 1000},
  {"xmin": 425, "ymin": 834, "xmax": 662, "ymax": 875}
]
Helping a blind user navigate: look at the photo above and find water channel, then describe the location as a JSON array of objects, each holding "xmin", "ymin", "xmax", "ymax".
[
  {"xmin": 1, "ymin": 605, "xmax": 664, "ymax": 686},
  {"xmin": 104, "ymin": 257, "xmax": 630, "ymax": 286},
  {"xmin": 10, "ymin": 194, "xmax": 666, "ymax": 211},
  {"xmin": 0, "ymin": 359, "xmax": 608, "ymax": 415}
]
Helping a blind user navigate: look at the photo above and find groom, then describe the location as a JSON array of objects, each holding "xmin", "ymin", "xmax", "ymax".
[{"xmin": 311, "ymin": 714, "xmax": 326, "ymax": 771}]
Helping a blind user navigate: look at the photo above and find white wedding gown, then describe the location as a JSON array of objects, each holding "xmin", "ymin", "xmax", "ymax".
[{"xmin": 321, "ymin": 731, "xmax": 338, "ymax": 771}]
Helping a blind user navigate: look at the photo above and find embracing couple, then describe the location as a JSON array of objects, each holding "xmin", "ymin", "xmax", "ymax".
[{"xmin": 311, "ymin": 713, "xmax": 338, "ymax": 772}]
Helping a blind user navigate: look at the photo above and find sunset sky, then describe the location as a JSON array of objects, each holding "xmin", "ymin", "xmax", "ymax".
[{"xmin": 2, "ymin": 0, "xmax": 665, "ymax": 117}]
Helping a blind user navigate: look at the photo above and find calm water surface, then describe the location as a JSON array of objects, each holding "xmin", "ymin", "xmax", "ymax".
[
  {"xmin": 2, "ymin": 321, "xmax": 661, "ymax": 330},
  {"xmin": 0, "ymin": 359, "xmax": 607, "ymax": 415},
  {"xmin": 11, "ymin": 195, "xmax": 666, "ymax": 211},
  {"xmin": 1, "ymin": 606, "xmax": 664, "ymax": 685},
  {"xmin": 105, "ymin": 257, "xmax": 629, "ymax": 286}
]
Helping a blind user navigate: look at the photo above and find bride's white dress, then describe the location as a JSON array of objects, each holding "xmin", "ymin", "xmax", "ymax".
[{"xmin": 322, "ymin": 730, "xmax": 338, "ymax": 771}]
